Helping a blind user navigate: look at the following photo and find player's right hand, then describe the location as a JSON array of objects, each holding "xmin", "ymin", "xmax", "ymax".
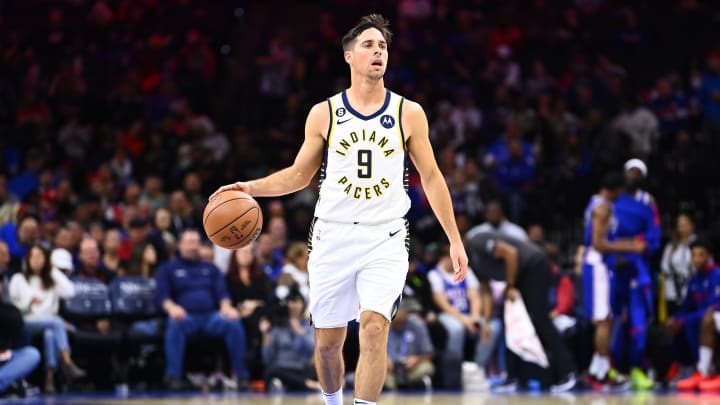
[{"xmin": 209, "ymin": 181, "xmax": 251, "ymax": 200}]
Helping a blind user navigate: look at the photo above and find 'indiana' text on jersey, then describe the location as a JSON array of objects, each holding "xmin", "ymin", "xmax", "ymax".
[{"xmin": 315, "ymin": 90, "xmax": 411, "ymax": 223}]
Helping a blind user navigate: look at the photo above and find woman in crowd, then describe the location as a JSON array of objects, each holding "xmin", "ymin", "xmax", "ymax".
[
  {"xmin": 660, "ymin": 213, "xmax": 696, "ymax": 318},
  {"xmin": 8, "ymin": 245, "xmax": 86, "ymax": 393}
]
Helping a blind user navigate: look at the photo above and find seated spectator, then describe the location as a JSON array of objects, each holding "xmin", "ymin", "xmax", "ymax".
[
  {"xmin": 0, "ymin": 301, "xmax": 40, "ymax": 398},
  {"xmin": 0, "ymin": 215, "xmax": 40, "ymax": 269},
  {"xmin": 101, "ymin": 228, "xmax": 127, "ymax": 275},
  {"xmin": 75, "ymin": 238, "xmax": 116, "ymax": 283},
  {"xmin": 261, "ymin": 291, "xmax": 318, "ymax": 392},
  {"xmin": 127, "ymin": 242, "xmax": 158, "ymax": 278},
  {"xmin": 0, "ymin": 241, "xmax": 14, "ymax": 299},
  {"xmin": 257, "ymin": 234, "xmax": 283, "ymax": 281},
  {"xmin": 660, "ymin": 213, "xmax": 696, "ymax": 318},
  {"xmin": 281, "ymin": 242, "xmax": 309, "ymax": 302},
  {"xmin": 669, "ymin": 239, "xmax": 720, "ymax": 392},
  {"xmin": 466, "ymin": 200, "xmax": 528, "ymax": 241},
  {"xmin": 8, "ymin": 245, "xmax": 85, "ymax": 393},
  {"xmin": 156, "ymin": 230, "xmax": 248, "ymax": 390},
  {"xmin": 428, "ymin": 254, "xmax": 500, "ymax": 380},
  {"xmin": 385, "ymin": 298, "xmax": 435, "ymax": 390}
]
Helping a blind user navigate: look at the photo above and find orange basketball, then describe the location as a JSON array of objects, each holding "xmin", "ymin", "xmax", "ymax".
[{"xmin": 203, "ymin": 190, "xmax": 263, "ymax": 249}]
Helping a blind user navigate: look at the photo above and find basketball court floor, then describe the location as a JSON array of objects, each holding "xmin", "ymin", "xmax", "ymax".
[{"xmin": 2, "ymin": 391, "xmax": 719, "ymax": 405}]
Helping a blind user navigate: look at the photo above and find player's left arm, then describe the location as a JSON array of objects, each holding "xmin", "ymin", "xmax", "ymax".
[{"xmin": 405, "ymin": 101, "xmax": 468, "ymax": 281}]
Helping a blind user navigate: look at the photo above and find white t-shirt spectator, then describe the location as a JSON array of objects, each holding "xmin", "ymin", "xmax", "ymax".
[{"xmin": 9, "ymin": 268, "xmax": 75, "ymax": 319}]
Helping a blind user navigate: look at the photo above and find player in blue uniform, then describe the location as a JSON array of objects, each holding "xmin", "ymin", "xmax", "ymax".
[
  {"xmin": 609, "ymin": 159, "xmax": 661, "ymax": 389},
  {"xmin": 582, "ymin": 173, "xmax": 646, "ymax": 389},
  {"xmin": 667, "ymin": 239, "xmax": 720, "ymax": 391}
]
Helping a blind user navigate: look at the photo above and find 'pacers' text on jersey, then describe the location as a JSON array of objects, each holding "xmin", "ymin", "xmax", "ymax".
[{"xmin": 314, "ymin": 90, "xmax": 411, "ymax": 223}]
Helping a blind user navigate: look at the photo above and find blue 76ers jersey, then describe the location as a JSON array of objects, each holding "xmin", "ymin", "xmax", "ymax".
[{"xmin": 314, "ymin": 89, "xmax": 411, "ymax": 223}]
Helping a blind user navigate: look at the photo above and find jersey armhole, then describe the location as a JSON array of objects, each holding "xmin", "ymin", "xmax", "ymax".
[
  {"xmin": 326, "ymin": 97, "xmax": 335, "ymax": 145},
  {"xmin": 398, "ymin": 97, "xmax": 406, "ymax": 152}
]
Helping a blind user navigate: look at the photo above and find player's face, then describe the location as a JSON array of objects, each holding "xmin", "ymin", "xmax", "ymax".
[
  {"xmin": 345, "ymin": 28, "xmax": 388, "ymax": 80},
  {"xmin": 691, "ymin": 246, "xmax": 710, "ymax": 271}
]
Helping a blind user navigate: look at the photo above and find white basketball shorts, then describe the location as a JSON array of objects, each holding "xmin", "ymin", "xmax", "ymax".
[{"xmin": 307, "ymin": 217, "xmax": 409, "ymax": 328}]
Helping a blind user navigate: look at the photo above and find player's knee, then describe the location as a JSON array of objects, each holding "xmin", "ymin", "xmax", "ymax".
[{"xmin": 316, "ymin": 340, "xmax": 343, "ymax": 357}]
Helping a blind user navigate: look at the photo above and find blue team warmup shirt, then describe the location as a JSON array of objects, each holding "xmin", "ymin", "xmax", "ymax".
[{"xmin": 155, "ymin": 258, "xmax": 230, "ymax": 314}]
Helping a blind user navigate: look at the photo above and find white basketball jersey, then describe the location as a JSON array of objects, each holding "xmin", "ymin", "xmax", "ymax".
[{"xmin": 314, "ymin": 89, "xmax": 411, "ymax": 223}]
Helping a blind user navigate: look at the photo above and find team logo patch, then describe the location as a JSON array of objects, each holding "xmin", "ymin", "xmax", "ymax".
[
  {"xmin": 380, "ymin": 114, "xmax": 395, "ymax": 129},
  {"xmin": 336, "ymin": 107, "xmax": 346, "ymax": 117}
]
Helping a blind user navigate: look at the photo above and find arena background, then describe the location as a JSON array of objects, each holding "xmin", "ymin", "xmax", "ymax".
[{"xmin": 1, "ymin": 0, "xmax": 720, "ymax": 403}]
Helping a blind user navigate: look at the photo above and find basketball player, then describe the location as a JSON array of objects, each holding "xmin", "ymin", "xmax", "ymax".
[
  {"xmin": 211, "ymin": 14, "xmax": 468, "ymax": 405},
  {"xmin": 582, "ymin": 173, "xmax": 646, "ymax": 390},
  {"xmin": 609, "ymin": 159, "xmax": 660, "ymax": 390}
]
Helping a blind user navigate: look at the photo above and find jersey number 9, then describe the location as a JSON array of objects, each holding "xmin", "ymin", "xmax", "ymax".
[{"xmin": 357, "ymin": 149, "xmax": 372, "ymax": 179}]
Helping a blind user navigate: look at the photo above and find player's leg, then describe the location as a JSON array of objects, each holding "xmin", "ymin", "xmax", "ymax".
[
  {"xmin": 353, "ymin": 218, "xmax": 408, "ymax": 403},
  {"xmin": 306, "ymin": 219, "xmax": 361, "ymax": 404},
  {"xmin": 518, "ymin": 258, "xmax": 575, "ymax": 391},
  {"xmin": 582, "ymin": 251, "xmax": 617, "ymax": 386},
  {"xmin": 315, "ymin": 326, "xmax": 348, "ymax": 394},
  {"xmin": 355, "ymin": 311, "xmax": 391, "ymax": 401},
  {"xmin": 677, "ymin": 311, "xmax": 714, "ymax": 390}
]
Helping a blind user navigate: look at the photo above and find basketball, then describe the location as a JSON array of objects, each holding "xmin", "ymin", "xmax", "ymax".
[{"xmin": 203, "ymin": 190, "xmax": 263, "ymax": 250}]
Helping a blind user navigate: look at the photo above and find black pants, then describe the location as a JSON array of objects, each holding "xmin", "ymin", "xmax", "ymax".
[
  {"xmin": 264, "ymin": 364, "xmax": 317, "ymax": 391},
  {"xmin": 507, "ymin": 256, "xmax": 575, "ymax": 385}
]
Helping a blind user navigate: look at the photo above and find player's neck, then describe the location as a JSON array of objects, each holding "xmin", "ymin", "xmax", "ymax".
[{"xmin": 346, "ymin": 77, "xmax": 385, "ymax": 108}]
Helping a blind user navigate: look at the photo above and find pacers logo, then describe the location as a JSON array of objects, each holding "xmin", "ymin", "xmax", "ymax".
[{"xmin": 380, "ymin": 115, "xmax": 395, "ymax": 129}]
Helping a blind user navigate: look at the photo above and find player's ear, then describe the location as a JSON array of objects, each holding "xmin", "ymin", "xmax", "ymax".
[{"xmin": 344, "ymin": 50, "xmax": 352, "ymax": 65}]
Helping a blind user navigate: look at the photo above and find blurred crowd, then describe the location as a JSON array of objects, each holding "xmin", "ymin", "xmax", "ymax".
[{"xmin": 2, "ymin": 0, "xmax": 720, "ymax": 396}]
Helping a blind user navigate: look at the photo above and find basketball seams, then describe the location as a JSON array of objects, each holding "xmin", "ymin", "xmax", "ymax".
[
  {"xmin": 203, "ymin": 197, "xmax": 255, "ymax": 226},
  {"xmin": 221, "ymin": 207, "xmax": 261, "ymax": 248},
  {"xmin": 207, "ymin": 206, "xmax": 258, "ymax": 238}
]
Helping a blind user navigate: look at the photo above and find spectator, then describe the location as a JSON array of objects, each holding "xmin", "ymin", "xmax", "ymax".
[
  {"xmin": 8, "ymin": 245, "xmax": 85, "ymax": 393},
  {"xmin": 466, "ymin": 200, "xmax": 528, "ymax": 241},
  {"xmin": 281, "ymin": 242, "xmax": 309, "ymax": 303},
  {"xmin": 75, "ymin": 238, "xmax": 115, "ymax": 283},
  {"xmin": 428, "ymin": 254, "xmax": 500, "ymax": 384},
  {"xmin": 261, "ymin": 291, "xmax": 318, "ymax": 392},
  {"xmin": 155, "ymin": 230, "xmax": 248, "ymax": 390},
  {"xmin": 660, "ymin": 214, "xmax": 697, "ymax": 318},
  {"xmin": 139, "ymin": 175, "xmax": 167, "ymax": 213},
  {"xmin": 128, "ymin": 242, "xmax": 158, "ymax": 279},
  {"xmin": 257, "ymin": 234, "xmax": 283, "ymax": 281},
  {"xmin": 385, "ymin": 298, "xmax": 435, "ymax": 390},
  {"xmin": 612, "ymin": 95, "xmax": 660, "ymax": 160},
  {"xmin": 0, "ymin": 241, "xmax": 13, "ymax": 299},
  {"xmin": 167, "ymin": 191, "xmax": 199, "ymax": 238},
  {"xmin": 0, "ymin": 301, "xmax": 40, "ymax": 398},
  {"xmin": 0, "ymin": 215, "xmax": 40, "ymax": 269},
  {"xmin": 101, "ymin": 229, "xmax": 126, "ymax": 275}
]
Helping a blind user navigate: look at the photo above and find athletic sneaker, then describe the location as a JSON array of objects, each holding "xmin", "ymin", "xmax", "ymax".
[
  {"xmin": 630, "ymin": 368, "xmax": 654, "ymax": 390},
  {"xmin": 491, "ymin": 379, "xmax": 518, "ymax": 393},
  {"xmin": 583, "ymin": 369, "xmax": 630, "ymax": 392},
  {"xmin": 699, "ymin": 375, "xmax": 720, "ymax": 392},
  {"xmin": 676, "ymin": 372, "xmax": 711, "ymax": 391},
  {"xmin": 550, "ymin": 373, "xmax": 577, "ymax": 393}
]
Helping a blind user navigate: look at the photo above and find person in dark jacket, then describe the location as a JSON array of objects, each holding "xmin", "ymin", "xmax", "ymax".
[
  {"xmin": 155, "ymin": 229, "xmax": 248, "ymax": 390},
  {"xmin": 0, "ymin": 302, "xmax": 40, "ymax": 397}
]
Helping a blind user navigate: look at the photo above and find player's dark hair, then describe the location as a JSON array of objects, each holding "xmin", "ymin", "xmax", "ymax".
[
  {"xmin": 342, "ymin": 14, "xmax": 392, "ymax": 51},
  {"xmin": 601, "ymin": 171, "xmax": 624, "ymax": 191},
  {"xmin": 690, "ymin": 237, "xmax": 714, "ymax": 254}
]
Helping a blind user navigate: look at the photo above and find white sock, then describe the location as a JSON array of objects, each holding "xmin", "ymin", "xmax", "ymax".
[
  {"xmin": 588, "ymin": 353, "xmax": 600, "ymax": 376},
  {"xmin": 595, "ymin": 355, "xmax": 610, "ymax": 379},
  {"xmin": 698, "ymin": 346, "xmax": 713, "ymax": 376},
  {"xmin": 321, "ymin": 389, "xmax": 342, "ymax": 405},
  {"xmin": 354, "ymin": 399, "xmax": 376, "ymax": 405}
]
